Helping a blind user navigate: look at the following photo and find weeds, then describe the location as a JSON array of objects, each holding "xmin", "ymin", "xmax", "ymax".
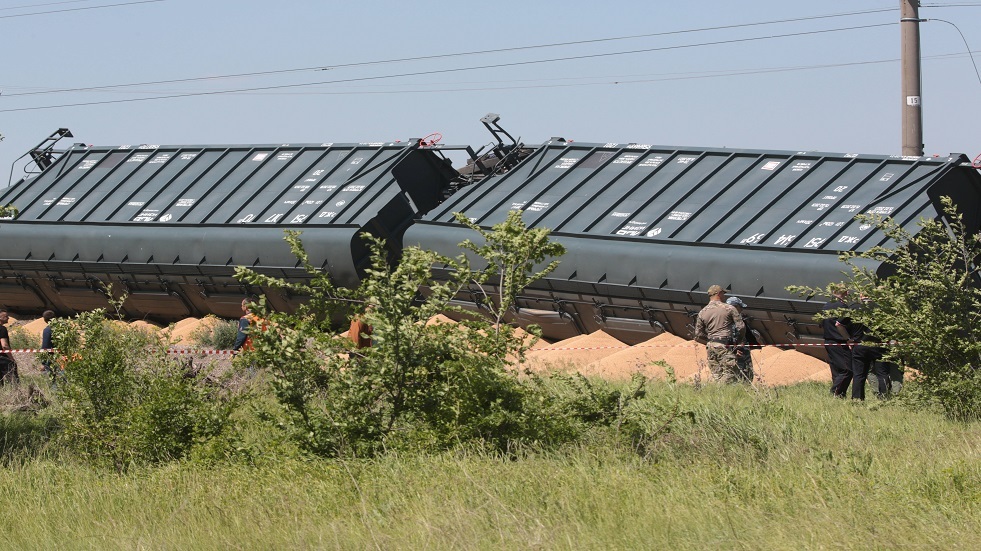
[
  {"xmin": 7, "ymin": 325, "xmax": 36, "ymax": 351},
  {"xmin": 188, "ymin": 316, "xmax": 239, "ymax": 350}
]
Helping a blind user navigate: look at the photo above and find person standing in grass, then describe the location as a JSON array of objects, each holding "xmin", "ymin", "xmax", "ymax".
[
  {"xmin": 233, "ymin": 299, "xmax": 254, "ymax": 352},
  {"xmin": 40, "ymin": 310, "xmax": 57, "ymax": 384},
  {"xmin": 821, "ymin": 284, "xmax": 853, "ymax": 398},
  {"xmin": 725, "ymin": 295, "xmax": 756, "ymax": 382},
  {"xmin": 848, "ymin": 294, "xmax": 885, "ymax": 401},
  {"xmin": 0, "ymin": 310, "xmax": 18, "ymax": 384},
  {"xmin": 694, "ymin": 285, "xmax": 745, "ymax": 383}
]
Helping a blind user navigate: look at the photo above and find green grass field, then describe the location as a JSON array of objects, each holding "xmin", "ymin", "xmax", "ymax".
[{"xmin": 0, "ymin": 381, "xmax": 977, "ymax": 550}]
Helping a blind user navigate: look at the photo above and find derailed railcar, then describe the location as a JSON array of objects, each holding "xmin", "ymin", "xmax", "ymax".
[
  {"xmin": 4, "ymin": 125, "xmax": 980, "ymax": 357},
  {"xmin": 0, "ymin": 138, "xmax": 458, "ymax": 321},
  {"xmin": 404, "ymin": 140, "xmax": 981, "ymax": 355}
]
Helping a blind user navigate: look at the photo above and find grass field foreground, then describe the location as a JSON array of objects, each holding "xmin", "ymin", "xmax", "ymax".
[{"xmin": 0, "ymin": 382, "xmax": 977, "ymax": 549}]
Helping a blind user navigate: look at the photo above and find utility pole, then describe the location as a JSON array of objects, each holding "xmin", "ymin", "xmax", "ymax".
[{"xmin": 901, "ymin": 0, "xmax": 923, "ymax": 156}]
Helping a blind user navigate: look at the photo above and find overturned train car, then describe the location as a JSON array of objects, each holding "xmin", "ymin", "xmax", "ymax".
[
  {"xmin": 0, "ymin": 138, "xmax": 458, "ymax": 320},
  {"xmin": 405, "ymin": 140, "xmax": 981, "ymax": 355},
  {"xmin": 3, "ymin": 130, "xmax": 981, "ymax": 357}
]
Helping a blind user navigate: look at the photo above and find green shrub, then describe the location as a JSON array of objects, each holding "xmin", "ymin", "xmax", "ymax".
[
  {"xmin": 231, "ymin": 211, "xmax": 654, "ymax": 458},
  {"xmin": 8, "ymin": 325, "xmax": 37, "ymax": 351},
  {"xmin": 52, "ymin": 310, "xmax": 236, "ymax": 469},
  {"xmin": 519, "ymin": 372, "xmax": 649, "ymax": 447},
  {"xmin": 189, "ymin": 316, "xmax": 239, "ymax": 350},
  {"xmin": 237, "ymin": 238, "xmax": 543, "ymax": 457}
]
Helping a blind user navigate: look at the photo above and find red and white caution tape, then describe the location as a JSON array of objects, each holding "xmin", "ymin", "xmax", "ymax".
[
  {"xmin": 2, "ymin": 341, "xmax": 904, "ymax": 356},
  {"xmin": 4, "ymin": 348, "xmax": 237, "ymax": 355},
  {"xmin": 165, "ymin": 348, "xmax": 237, "ymax": 356},
  {"xmin": 532, "ymin": 341, "xmax": 903, "ymax": 352}
]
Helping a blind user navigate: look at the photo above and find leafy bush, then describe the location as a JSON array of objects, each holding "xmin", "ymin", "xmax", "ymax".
[
  {"xmin": 791, "ymin": 197, "xmax": 981, "ymax": 420},
  {"xmin": 518, "ymin": 372, "xmax": 650, "ymax": 448},
  {"xmin": 236, "ymin": 235, "xmax": 536, "ymax": 457},
  {"xmin": 231, "ymin": 211, "xmax": 656, "ymax": 457},
  {"xmin": 51, "ymin": 310, "xmax": 236, "ymax": 469}
]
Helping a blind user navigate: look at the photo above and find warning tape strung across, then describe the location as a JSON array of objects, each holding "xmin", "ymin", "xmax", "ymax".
[
  {"xmin": 527, "ymin": 341, "xmax": 903, "ymax": 352},
  {"xmin": 166, "ymin": 349, "xmax": 237, "ymax": 356},
  {"xmin": 2, "ymin": 341, "xmax": 903, "ymax": 355},
  {"xmin": 4, "ymin": 348, "xmax": 238, "ymax": 355}
]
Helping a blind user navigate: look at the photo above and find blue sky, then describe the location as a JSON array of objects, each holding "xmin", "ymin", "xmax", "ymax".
[{"xmin": 2, "ymin": 0, "xmax": 980, "ymax": 186}]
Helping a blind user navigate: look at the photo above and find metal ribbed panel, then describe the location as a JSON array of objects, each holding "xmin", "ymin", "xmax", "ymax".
[
  {"xmin": 0, "ymin": 142, "xmax": 420, "ymax": 227},
  {"xmin": 407, "ymin": 141, "xmax": 981, "ymax": 351},
  {"xmin": 427, "ymin": 142, "xmax": 969, "ymax": 254}
]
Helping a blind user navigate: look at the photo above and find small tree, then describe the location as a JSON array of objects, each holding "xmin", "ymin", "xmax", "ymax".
[
  {"xmin": 791, "ymin": 197, "xmax": 981, "ymax": 420},
  {"xmin": 454, "ymin": 210, "xmax": 566, "ymax": 365},
  {"xmin": 235, "ymin": 235, "xmax": 531, "ymax": 455}
]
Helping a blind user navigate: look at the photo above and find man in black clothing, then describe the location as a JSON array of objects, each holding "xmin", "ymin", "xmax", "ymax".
[
  {"xmin": 848, "ymin": 295, "xmax": 885, "ymax": 401},
  {"xmin": 870, "ymin": 360, "xmax": 898, "ymax": 397},
  {"xmin": 821, "ymin": 286, "xmax": 853, "ymax": 397},
  {"xmin": 40, "ymin": 310, "xmax": 58, "ymax": 385}
]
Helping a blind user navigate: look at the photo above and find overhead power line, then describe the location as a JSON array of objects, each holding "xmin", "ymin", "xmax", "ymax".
[
  {"xmin": 0, "ymin": 0, "xmax": 165, "ymax": 19},
  {"xmin": 28, "ymin": 49, "xmax": 978, "ymax": 97},
  {"xmin": 0, "ymin": 22, "xmax": 896, "ymax": 113},
  {"xmin": 196, "ymin": 52, "xmax": 979, "ymax": 97},
  {"xmin": 0, "ymin": 0, "xmax": 103, "ymax": 11},
  {"xmin": 924, "ymin": 18, "xmax": 981, "ymax": 89},
  {"xmin": 1, "ymin": 8, "xmax": 895, "ymax": 98}
]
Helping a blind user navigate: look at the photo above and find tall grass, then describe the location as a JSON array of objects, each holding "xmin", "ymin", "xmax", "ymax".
[{"xmin": 0, "ymin": 382, "xmax": 976, "ymax": 549}]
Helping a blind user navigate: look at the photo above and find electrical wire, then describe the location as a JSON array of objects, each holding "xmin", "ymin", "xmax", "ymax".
[
  {"xmin": 55, "ymin": 53, "xmax": 977, "ymax": 97},
  {"xmin": 1, "ymin": 7, "xmax": 895, "ymax": 98},
  {"xmin": 215, "ymin": 58, "xmax": 948, "ymax": 96},
  {"xmin": 14, "ymin": 48, "xmax": 980, "ymax": 97},
  {"xmin": 179, "ymin": 53, "xmax": 981, "ymax": 97},
  {"xmin": 923, "ymin": 18, "xmax": 981, "ymax": 88},
  {"xmin": 0, "ymin": 22, "xmax": 896, "ymax": 113},
  {"xmin": 0, "ymin": 0, "xmax": 103, "ymax": 11},
  {"xmin": 0, "ymin": 0, "xmax": 165, "ymax": 18}
]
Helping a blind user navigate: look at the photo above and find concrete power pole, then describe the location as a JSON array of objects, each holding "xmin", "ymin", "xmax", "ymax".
[{"xmin": 901, "ymin": 0, "xmax": 923, "ymax": 156}]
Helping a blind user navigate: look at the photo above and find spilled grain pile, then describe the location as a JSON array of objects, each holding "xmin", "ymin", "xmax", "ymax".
[
  {"xmin": 525, "ymin": 330, "xmax": 627, "ymax": 372},
  {"xmin": 425, "ymin": 314, "xmax": 458, "ymax": 326},
  {"xmin": 168, "ymin": 317, "xmax": 221, "ymax": 345},
  {"xmin": 512, "ymin": 326, "xmax": 549, "ymax": 351},
  {"xmin": 128, "ymin": 320, "xmax": 162, "ymax": 332},
  {"xmin": 754, "ymin": 348, "xmax": 830, "ymax": 385},
  {"xmin": 20, "ymin": 318, "xmax": 49, "ymax": 338},
  {"xmin": 579, "ymin": 332, "xmax": 686, "ymax": 381}
]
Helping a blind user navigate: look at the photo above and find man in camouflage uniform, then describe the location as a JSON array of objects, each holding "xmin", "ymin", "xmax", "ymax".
[
  {"xmin": 694, "ymin": 285, "xmax": 746, "ymax": 383},
  {"xmin": 726, "ymin": 295, "xmax": 756, "ymax": 382}
]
